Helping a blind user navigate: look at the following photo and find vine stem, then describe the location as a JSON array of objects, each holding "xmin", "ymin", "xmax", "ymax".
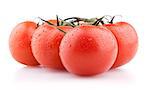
[
  {"xmin": 38, "ymin": 17, "xmax": 66, "ymax": 34},
  {"xmin": 38, "ymin": 17, "xmax": 54, "ymax": 25},
  {"xmin": 110, "ymin": 16, "xmax": 115, "ymax": 24},
  {"xmin": 56, "ymin": 15, "xmax": 59, "ymax": 26},
  {"xmin": 92, "ymin": 16, "xmax": 105, "ymax": 26},
  {"xmin": 109, "ymin": 15, "xmax": 122, "ymax": 24}
]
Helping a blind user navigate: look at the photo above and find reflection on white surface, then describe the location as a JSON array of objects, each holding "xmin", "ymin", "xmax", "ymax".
[
  {"xmin": 14, "ymin": 66, "xmax": 72, "ymax": 82},
  {"xmin": 14, "ymin": 66, "xmax": 135, "ymax": 84},
  {"xmin": 99, "ymin": 68, "xmax": 135, "ymax": 83}
]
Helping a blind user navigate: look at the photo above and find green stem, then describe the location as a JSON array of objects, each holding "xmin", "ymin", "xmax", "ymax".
[
  {"xmin": 64, "ymin": 17, "xmax": 81, "ymax": 21},
  {"xmin": 56, "ymin": 15, "xmax": 60, "ymax": 26},
  {"xmin": 38, "ymin": 17, "xmax": 66, "ymax": 34},
  {"xmin": 38, "ymin": 17, "xmax": 54, "ymax": 25},
  {"xmin": 58, "ymin": 28, "xmax": 66, "ymax": 34},
  {"xmin": 110, "ymin": 16, "xmax": 115, "ymax": 24},
  {"xmin": 60, "ymin": 20, "xmax": 76, "ymax": 27},
  {"xmin": 92, "ymin": 16, "xmax": 104, "ymax": 25}
]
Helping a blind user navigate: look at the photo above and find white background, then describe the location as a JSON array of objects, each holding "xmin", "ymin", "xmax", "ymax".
[{"xmin": 0, "ymin": 0, "xmax": 149, "ymax": 90}]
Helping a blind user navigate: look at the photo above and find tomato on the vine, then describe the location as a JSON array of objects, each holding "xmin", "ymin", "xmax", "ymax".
[
  {"xmin": 9, "ymin": 16, "xmax": 138, "ymax": 76},
  {"xmin": 104, "ymin": 22, "xmax": 138, "ymax": 68},
  {"xmin": 59, "ymin": 25, "xmax": 118, "ymax": 75},
  {"xmin": 9, "ymin": 21, "xmax": 39, "ymax": 66},
  {"xmin": 31, "ymin": 24, "xmax": 72, "ymax": 69}
]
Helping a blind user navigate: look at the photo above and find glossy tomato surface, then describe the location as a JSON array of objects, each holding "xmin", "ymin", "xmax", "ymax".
[
  {"xmin": 31, "ymin": 25, "xmax": 72, "ymax": 69},
  {"xmin": 9, "ymin": 21, "xmax": 39, "ymax": 66},
  {"xmin": 60, "ymin": 25, "xmax": 118, "ymax": 75},
  {"xmin": 105, "ymin": 22, "xmax": 138, "ymax": 68}
]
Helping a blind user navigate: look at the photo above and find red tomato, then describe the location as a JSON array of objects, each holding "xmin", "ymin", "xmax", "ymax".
[
  {"xmin": 59, "ymin": 25, "xmax": 118, "ymax": 76},
  {"xmin": 31, "ymin": 25, "xmax": 72, "ymax": 69},
  {"xmin": 9, "ymin": 21, "xmax": 39, "ymax": 66},
  {"xmin": 104, "ymin": 22, "xmax": 138, "ymax": 68}
]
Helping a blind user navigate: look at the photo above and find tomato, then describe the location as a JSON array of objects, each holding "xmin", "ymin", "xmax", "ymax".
[
  {"xmin": 31, "ymin": 24, "xmax": 72, "ymax": 69},
  {"xmin": 104, "ymin": 22, "xmax": 138, "ymax": 68},
  {"xmin": 59, "ymin": 25, "xmax": 118, "ymax": 76},
  {"xmin": 9, "ymin": 21, "xmax": 39, "ymax": 66}
]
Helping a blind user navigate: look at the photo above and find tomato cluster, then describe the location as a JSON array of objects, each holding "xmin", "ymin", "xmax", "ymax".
[{"xmin": 9, "ymin": 16, "xmax": 138, "ymax": 76}]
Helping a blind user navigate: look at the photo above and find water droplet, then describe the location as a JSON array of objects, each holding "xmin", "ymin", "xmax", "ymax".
[
  {"xmin": 56, "ymin": 41, "xmax": 60, "ymax": 45},
  {"xmin": 38, "ymin": 34, "xmax": 41, "ymax": 37},
  {"xmin": 64, "ymin": 40, "xmax": 67, "ymax": 43},
  {"xmin": 69, "ymin": 44, "xmax": 72, "ymax": 48},
  {"xmin": 88, "ymin": 38, "xmax": 93, "ymax": 41},
  {"xmin": 82, "ymin": 37, "xmax": 86, "ymax": 40}
]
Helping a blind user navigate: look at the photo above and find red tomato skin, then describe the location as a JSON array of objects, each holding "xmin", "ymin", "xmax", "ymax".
[
  {"xmin": 104, "ymin": 22, "xmax": 138, "ymax": 68},
  {"xmin": 31, "ymin": 25, "xmax": 72, "ymax": 69},
  {"xmin": 9, "ymin": 21, "xmax": 39, "ymax": 66},
  {"xmin": 59, "ymin": 25, "xmax": 118, "ymax": 76}
]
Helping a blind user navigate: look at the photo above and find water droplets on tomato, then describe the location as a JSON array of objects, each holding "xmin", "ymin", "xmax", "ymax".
[
  {"xmin": 71, "ymin": 34, "xmax": 74, "ymax": 36},
  {"xmin": 69, "ymin": 44, "xmax": 72, "ymax": 48},
  {"xmin": 88, "ymin": 38, "xmax": 93, "ymax": 41},
  {"xmin": 38, "ymin": 34, "xmax": 41, "ymax": 37}
]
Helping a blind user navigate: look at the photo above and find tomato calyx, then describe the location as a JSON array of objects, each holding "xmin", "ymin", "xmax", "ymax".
[
  {"xmin": 109, "ymin": 15, "xmax": 122, "ymax": 24},
  {"xmin": 38, "ymin": 17, "xmax": 54, "ymax": 25},
  {"xmin": 63, "ymin": 17, "xmax": 81, "ymax": 26},
  {"xmin": 38, "ymin": 17, "xmax": 66, "ymax": 34},
  {"xmin": 109, "ymin": 16, "xmax": 115, "ymax": 24},
  {"xmin": 92, "ymin": 15, "xmax": 122, "ymax": 25},
  {"xmin": 63, "ymin": 17, "xmax": 97, "ymax": 26},
  {"xmin": 37, "ymin": 15, "xmax": 122, "ymax": 29},
  {"xmin": 56, "ymin": 15, "xmax": 60, "ymax": 26},
  {"xmin": 92, "ymin": 16, "xmax": 106, "ymax": 26}
]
